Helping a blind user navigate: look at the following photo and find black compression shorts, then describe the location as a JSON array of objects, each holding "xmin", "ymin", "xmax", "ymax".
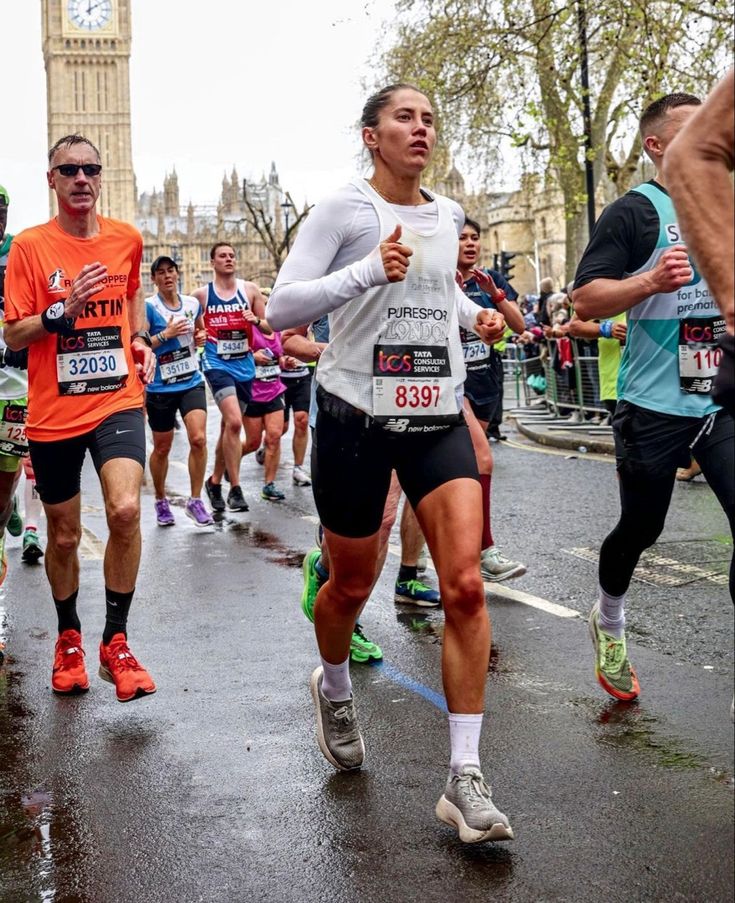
[
  {"xmin": 146, "ymin": 384, "xmax": 207, "ymax": 433},
  {"xmin": 29, "ymin": 408, "xmax": 146, "ymax": 505},
  {"xmin": 311, "ymin": 390, "xmax": 479, "ymax": 538},
  {"xmin": 244, "ymin": 395, "xmax": 285, "ymax": 418},
  {"xmin": 283, "ymin": 373, "xmax": 313, "ymax": 420}
]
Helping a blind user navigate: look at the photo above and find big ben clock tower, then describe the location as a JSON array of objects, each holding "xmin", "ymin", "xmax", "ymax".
[{"xmin": 42, "ymin": 0, "xmax": 136, "ymax": 222}]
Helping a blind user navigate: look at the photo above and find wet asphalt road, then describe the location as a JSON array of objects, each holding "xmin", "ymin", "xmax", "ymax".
[{"xmin": 0, "ymin": 406, "xmax": 733, "ymax": 903}]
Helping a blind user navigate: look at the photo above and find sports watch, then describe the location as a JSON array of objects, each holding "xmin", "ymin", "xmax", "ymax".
[{"xmin": 131, "ymin": 330, "xmax": 153, "ymax": 348}]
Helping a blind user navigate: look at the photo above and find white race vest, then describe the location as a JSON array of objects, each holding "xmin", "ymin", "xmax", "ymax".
[{"xmin": 317, "ymin": 180, "xmax": 465, "ymax": 432}]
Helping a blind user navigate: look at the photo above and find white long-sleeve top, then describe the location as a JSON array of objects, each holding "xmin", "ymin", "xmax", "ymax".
[
  {"xmin": 268, "ymin": 180, "xmax": 482, "ymax": 416},
  {"xmin": 268, "ymin": 181, "xmax": 481, "ymax": 332}
]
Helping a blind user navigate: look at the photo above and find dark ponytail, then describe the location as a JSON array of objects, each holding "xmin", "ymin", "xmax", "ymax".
[{"xmin": 361, "ymin": 83, "xmax": 424, "ymax": 128}]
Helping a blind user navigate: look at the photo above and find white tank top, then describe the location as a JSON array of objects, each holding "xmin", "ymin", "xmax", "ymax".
[{"xmin": 317, "ymin": 179, "xmax": 465, "ymax": 426}]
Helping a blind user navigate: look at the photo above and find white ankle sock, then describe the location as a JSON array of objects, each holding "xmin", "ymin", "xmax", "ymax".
[
  {"xmin": 448, "ymin": 712, "xmax": 483, "ymax": 776},
  {"xmin": 598, "ymin": 585, "xmax": 626, "ymax": 638},
  {"xmin": 320, "ymin": 657, "xmax": 352, "ymax": 702}
]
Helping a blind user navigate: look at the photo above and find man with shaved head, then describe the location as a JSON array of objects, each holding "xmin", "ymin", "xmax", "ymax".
[{"xmin": 572, "ymin": 93, "xmax": 734, "ymax": 706}]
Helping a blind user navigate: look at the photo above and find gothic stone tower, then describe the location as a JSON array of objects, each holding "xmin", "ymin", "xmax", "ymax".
[{"xmin": 42, "ymin": 0, "xmax": 136, "ymax": 222}]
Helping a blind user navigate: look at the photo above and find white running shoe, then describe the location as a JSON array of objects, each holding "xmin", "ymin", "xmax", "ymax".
[{"xmin": 293, "ymin": 465, "xmax": 312, "ymax": 486}]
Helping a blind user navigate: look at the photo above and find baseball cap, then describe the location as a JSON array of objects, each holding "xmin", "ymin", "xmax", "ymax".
[
  {"xmin": 151, "ymin": 255, "xmax": 178, "ymax": 276},
  {"xmin": 0, "ymin": 185, "xmax": 9, "ymax": 205}
]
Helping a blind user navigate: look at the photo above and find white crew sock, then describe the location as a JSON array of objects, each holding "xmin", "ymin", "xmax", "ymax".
[
  {"xmin": 598, "ymin": 585, "xmax": 626, "ymax": 638},
  {"xmin": 448, "ymin": 712, "xmax": 483, "ymax": 777},
  {"xmin": 320, "ymin": 657, "xmax": 352, "ymax": 702}
]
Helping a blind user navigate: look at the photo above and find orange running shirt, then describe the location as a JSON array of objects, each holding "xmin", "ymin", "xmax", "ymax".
[{"xmin": 4, "ymin": 216, "xmax": 145, "ymax": 441}]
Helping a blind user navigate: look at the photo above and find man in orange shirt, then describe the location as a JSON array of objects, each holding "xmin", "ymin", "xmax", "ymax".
[{"xmin": 4, "ymin": 134, "xmax": 157, "ymax": 703}]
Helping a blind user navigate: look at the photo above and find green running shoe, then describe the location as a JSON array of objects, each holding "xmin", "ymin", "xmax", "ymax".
[
  {"xmin": 394, "ymin": 578, "xmax": 441, "ymax": 607},
  {"xmin": 22, "ymin": 529, "xmax": 44, "ymax": 564},
  {"xmin": 350, "ymin": 623, "xmax": 383, "ymax": 663},
  {"xmin": 300, "ymin": 548, "xmax": 325, "ymax": 623},
  {"xmin": 7, "ymin": 495, "xmax": 23, "ymax": 537},
  {"xmin": 588, "ymin": 602, "xmax": 640, "ymax": 701}
]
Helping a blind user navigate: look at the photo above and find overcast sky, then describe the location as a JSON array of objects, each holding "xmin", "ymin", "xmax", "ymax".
[{"xmin": 0, "ymin": 0, "xmax": 401, "ymax": 233}]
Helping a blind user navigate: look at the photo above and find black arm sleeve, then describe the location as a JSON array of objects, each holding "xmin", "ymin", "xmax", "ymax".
[{"xmin": 573, "ymin": 191, "xmax": 660, "ymax": 289}]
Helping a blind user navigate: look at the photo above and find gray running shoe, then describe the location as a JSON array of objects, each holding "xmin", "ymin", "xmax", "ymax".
[
  {"xmin": 436, "ymin": 766, "xmax": 514, "ymax": 843},
  {"xmin": 309, "ymin": 666, "xmax": 365, "ymax": 771},
  {"xmin": 480, "ymin": 546, "xmax": 527, "ymax": 582}
]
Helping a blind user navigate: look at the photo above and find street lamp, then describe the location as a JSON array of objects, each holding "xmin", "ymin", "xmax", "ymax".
[
  {"xmin": 281, "ymin": 199, "xmax": 294, "ymax": 251},
  {"xmin": 577, "ymin": 0, "xmax": 596, "ymax": 237}
]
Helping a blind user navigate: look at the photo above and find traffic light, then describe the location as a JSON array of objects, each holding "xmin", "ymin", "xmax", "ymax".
[{"xmin": 500, "ymin": 251, "xmax": 517, "ymax": 281}]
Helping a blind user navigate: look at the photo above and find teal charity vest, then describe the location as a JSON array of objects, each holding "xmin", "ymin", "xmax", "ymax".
[{"xmin": 617, "ymin": 182, "xmax": 723, "ymax": 417}]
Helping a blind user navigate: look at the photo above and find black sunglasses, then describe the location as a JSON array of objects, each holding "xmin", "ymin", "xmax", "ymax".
[{"xmin": 52, "ymin": 163, "xmax": 102, "ymax": 177}]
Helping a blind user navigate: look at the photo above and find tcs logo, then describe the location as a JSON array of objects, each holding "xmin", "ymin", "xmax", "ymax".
[
  {"xmin": 59, "ymin": 335, "xmax": 87, "ymax": 352},
  {"xmin": 2, "ymin": 405, "xmax": 26, "ymax": 423},
  {"xmin": 683, "ymin": 323, "xmax": 713, "ymax": 343},
  {"xmin": 377, "ymin": 350, "xmax": 413, "ymax": 373}
]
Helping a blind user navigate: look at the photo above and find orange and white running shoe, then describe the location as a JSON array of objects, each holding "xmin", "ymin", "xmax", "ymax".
[
  {"xmin": 52, "ymin": 629, "xmax": 90, "ymax": 695},
  {"xmin": 99, "ymin": 633, "xmax": 156, "ymax": 702}
]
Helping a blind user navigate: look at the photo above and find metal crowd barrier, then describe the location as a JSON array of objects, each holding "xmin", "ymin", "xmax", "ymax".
[{"xmin": 500, "ymin": 338, "xmax": 609, "ymax": 420}]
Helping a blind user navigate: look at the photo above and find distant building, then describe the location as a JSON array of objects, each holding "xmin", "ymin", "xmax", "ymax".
[{"xmin": 136, "ymin": 163, "xmax": 289, "ymax": 296}]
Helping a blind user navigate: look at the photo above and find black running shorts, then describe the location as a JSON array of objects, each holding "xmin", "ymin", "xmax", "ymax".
[
  {"xmin": 244, "ymin": 395, "xmax": 286, "ymax": 418},
  {"xmin": 466, "ymin": 395, "xmax": 493, "ymax": 424},
  {"xmin": 312, "ymin": 391, "xmax": 479, "ymax": 538},
  {"xmin": 146, "ymin": 384, "xmax": 207, "ymax": 433},
  {"xmin": 283, "ymin": 373, "xmax": 313, "ymax": 421},
  {"xmin": 613, "ymin": 400, "xmax": 734, "ymax": 480},
  {"xmin": 29, "ymin": 408, "xmax": 146, "ymax": 505}
]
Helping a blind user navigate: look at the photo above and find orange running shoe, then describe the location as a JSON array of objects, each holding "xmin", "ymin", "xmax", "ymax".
[
  {"xmin": 52, "ymin": 629, "xmax": 90, "ymax": 694},
  {"xmin": 99, "ymin": 633, "xmax": 156, "ymax": 702}
]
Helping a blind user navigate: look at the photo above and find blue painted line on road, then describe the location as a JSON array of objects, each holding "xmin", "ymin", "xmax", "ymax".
[{"xmin": 374, "ymin": 660, "xmax": 448, "ymax": 713}]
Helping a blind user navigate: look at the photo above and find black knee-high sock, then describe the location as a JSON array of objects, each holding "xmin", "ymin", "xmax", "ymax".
[
  {"xmin": 103, "ymin": 587, "xmax": 134, "ymax": 644},
  {"xmin": 54, "ymin": 589, "xmax": 81, "ymax": 634}
]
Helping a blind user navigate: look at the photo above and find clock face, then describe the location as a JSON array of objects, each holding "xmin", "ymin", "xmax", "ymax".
[{"xmin": 67, "ymin": 0, "xmax": 113, "ymax": 31}]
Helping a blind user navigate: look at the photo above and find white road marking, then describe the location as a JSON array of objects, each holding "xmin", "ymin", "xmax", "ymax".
[
  {"xmin": 481, "ymin": 582, "xmax": 581, "ymax": 618},
  {"xmin": 504, "ymin": 436, "xmax": 612, "ymax": 463},
  {"xmin": 80, "ymin": 525, "xmax": 104, "ymax": 560},
  {"xmin": 387, "ymin": 542, "xmax": 581, "ymax": 619},
  {"xmin": 301, "ymin": 515, "xmax": 582, "ymax": 620}
]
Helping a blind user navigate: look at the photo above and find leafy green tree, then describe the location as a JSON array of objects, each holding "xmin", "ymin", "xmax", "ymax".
[{"xmin": 379, "ymin": 0, "xmax": 733, "ymax": 276}]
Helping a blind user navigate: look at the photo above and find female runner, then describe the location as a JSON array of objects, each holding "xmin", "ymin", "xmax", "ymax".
[{"xmin": 268, "ymin": 84, "xmax": 513, "ymax": 844}]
